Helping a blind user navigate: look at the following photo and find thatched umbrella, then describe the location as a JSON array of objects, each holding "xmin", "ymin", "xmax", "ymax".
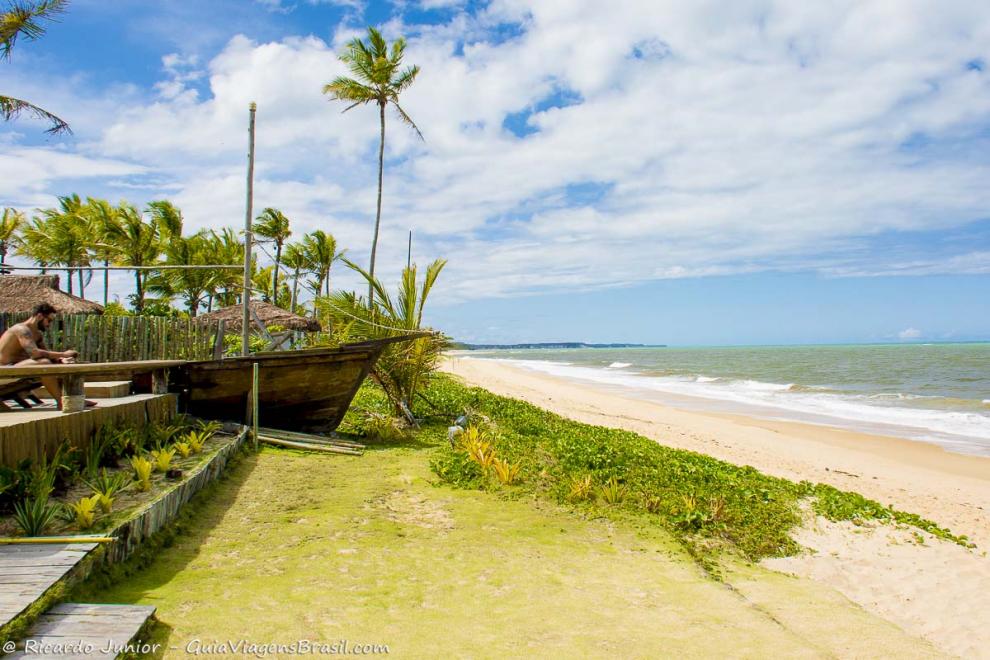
[
  {"xmin": 0, "ymin": 275, "xmax": 104, "ymax": 315},
  {"xmin": 196, "ymin": 300, "xmax": 321, "ymax": 333}
]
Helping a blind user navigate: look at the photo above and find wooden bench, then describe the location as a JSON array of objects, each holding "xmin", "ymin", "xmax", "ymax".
[{"xmin": 0, "ymin": 360, "xmax": 186, "ymax": 413}]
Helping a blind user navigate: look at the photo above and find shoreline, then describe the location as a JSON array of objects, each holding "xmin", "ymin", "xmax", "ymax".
[{"xmin": 440, "ymin": 356, "xmax": 990, "ymax": 547}]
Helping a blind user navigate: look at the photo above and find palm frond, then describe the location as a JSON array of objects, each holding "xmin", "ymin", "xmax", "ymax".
[
  {"xmin": 0, "ymin": 0, "xmax": 67, "ymax": 59},
  {"xmin": 0, "ymin": 94, "xmax": 70, "ymax": 134},
  {"xmin": 390, "ymin": 100, "xmax": 423, "ymax": 141}
]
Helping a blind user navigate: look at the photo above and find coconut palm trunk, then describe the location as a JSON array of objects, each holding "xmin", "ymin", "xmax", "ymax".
[
  {"xmin": 103, "ymin": 259, "xmax": 109, "ymax": 305},
  {"xmin": 368, "ymin": 101, "xmax": 386, "ymax": 305}
]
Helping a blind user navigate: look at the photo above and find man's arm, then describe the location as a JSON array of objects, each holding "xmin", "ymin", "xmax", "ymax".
[{"xmin": 16, "ymin": 327, "xmax": 75, "ymax": 362}]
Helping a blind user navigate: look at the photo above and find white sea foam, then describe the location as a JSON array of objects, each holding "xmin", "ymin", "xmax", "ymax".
[
  {"xmin": 607, "ymin": 362, "xmax": 632, "ymax": 369},
  {"xmin": 492, "ymin": 358, "xmax": 990, "ymax": 455}
]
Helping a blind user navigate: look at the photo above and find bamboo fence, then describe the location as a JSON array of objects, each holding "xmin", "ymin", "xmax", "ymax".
[{"xmin": 0, "ymin": 313, "xmax": 220, "ymax": 362}]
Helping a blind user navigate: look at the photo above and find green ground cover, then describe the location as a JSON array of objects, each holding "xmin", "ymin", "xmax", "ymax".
[{"xmin": 73, "ymin": 376, "xmax": 948, "ymax": 657}]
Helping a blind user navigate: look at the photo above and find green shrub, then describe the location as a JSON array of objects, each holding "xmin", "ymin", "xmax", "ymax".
[{"xmin": 13, "ymin": 495, "xmax": 60, "ymax": 536}]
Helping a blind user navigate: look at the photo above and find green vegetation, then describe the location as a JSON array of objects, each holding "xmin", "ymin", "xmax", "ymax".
[
  {"xmin": 315, "ymin": 259, "xmax": 450, "ymax": 419},
  {"xmin": 0, "ymin": 418, "xmax": 225, "ymax": 537},
  {"xmin": 1, "ymin": 0, "xmax": 71, "ymax": 135},
  {"xmin": 75, "ymin": 400, "xmax": 935, "ymax": 657},
  {"xmin": 409, "ymin": 375, "xmax": 973, "ymax": 566}
]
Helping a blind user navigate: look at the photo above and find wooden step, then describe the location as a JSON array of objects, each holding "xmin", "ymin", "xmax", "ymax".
[
  {"xmin": 7, "ymin": 603, "xmax": 157, "ymax": 659},
  {"xmin": 84, "ymin": 381, "xmax": 132, "ymax": 398}
]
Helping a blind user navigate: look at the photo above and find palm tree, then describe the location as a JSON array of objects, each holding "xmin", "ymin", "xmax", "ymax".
[
  {"xmin": 18, "ymin": 195, "xmax": 90, "ymax": 295},
  {"xmin": 281, "ymin": 242, "xmax": 306, "ymax": 313},
  {"xmin": 253, "ymin": 208, "xmax": 291, "ymax": 304},
  {"xmin": 84, "ymin": 198, "xmax": 119, "ymax": 306},
  {"xmin": 0, "ymin": 207, "xmax": 24, "ymax": 272},
  {"xmin": 203, "ymin": 227, "xmax": 243, "ymax": 310},
  {"xmin": 102, "ymin": 202, "xmax": 160, "ymax": 313},
  {"xmin": 148, "ymin": 231, "xmax": 212, "ymax": 316},
  {"xmin": 1, "ymin": 0, "xmax": 70, "ymax": 134},
  {"xmin": 300, "ymin": 230, "xmax": 344, "ymax": 305},
  {"xmin": 323, "ymin": 26, "xmax": 422, "ymax": 305},
  {"xmin": 315, "ymin": 258, "xmax": 448, "ymax": 418}
]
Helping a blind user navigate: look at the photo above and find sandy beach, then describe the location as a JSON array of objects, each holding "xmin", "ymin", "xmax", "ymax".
[{"xmin": 442, "ymin": 355, "xmax": 990, "ymax": 657}]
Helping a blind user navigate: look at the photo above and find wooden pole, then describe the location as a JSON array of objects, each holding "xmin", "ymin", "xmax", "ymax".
[
  {"xmin": 252, "ymin": 362, "xmax": 260, "ymax": 451},
  {"xmin": 242, "ymin": 102, "xmax": 257, "ymax": 357}
]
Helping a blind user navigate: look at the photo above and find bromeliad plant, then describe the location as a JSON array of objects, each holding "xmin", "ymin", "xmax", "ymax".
[
  {"xmin": 150, "ymin": 447, "xmax": 175, "ymax": 473},
  {"xmin": 130, "ymin": 456, "xmax": 153, "ymax": 492},
  {"xmin": 13, "ymin": 495, "xmax": 60, "ymax": 536},
  {"xmin": 69, "ymin": 494, "xmax": 100, "ymax": 529},
  {"xmin": 83, "ymin": 469, "xmax": 131, "ymax": 514}
]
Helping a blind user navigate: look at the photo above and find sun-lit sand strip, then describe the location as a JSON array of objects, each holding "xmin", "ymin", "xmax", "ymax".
[{"xmin": 442, "ymin": 355, "xmax": 990, "ymax": 658}]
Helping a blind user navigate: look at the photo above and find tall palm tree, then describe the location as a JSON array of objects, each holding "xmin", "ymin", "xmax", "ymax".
[
  {"xmin": 253, "ymin": 208, "xmax": 291, "ymax": 304},
  {"xmin": 300, "ymin": 229, "xmax": 344, "ymax": 305},
  {"xmin": 323, "ymin": 26, "xmax": 422, "ymax": 305},
  {"xmin": 0, "ymin": 207, "xmax": 24, "ymax": 272},
  {"xmin": 1, "ymin": 0, "xmax": 70, "ymax": 134}
]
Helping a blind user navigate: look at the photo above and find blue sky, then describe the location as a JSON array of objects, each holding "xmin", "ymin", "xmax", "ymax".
[{"xmin": 2, "ymin": 0, "xmax": 989, "ymax": 345}]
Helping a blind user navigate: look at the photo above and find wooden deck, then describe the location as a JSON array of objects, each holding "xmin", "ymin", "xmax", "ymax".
[
  {"xmin": 0, "ymin": 394, "xmax": 176, "ymax": 466},
  {"xmin": 0, "ymin": 543, "xmax": 98, "ymax": 632},
  {"xmin": 6, "ymin": 603, "xmax": 156, "ymax": 659}
]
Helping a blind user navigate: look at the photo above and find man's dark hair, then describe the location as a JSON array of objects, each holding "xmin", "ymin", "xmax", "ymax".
[{"xmin": 32, "ymin": 303, "xmax": 57, "ymax": 317}]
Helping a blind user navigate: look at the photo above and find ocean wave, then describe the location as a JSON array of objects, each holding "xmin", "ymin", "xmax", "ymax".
[
  {"xmin": 494, "ymin": 358, "xmax": 990, "ymax": 452},
  {"xmin": 607, "ymin": 362, "xmax": 632, "ymax": 369}
]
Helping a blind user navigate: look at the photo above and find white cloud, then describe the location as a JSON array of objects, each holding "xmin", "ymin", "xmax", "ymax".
[
  {"xmin": 3, "ymin": 0, "xmax": 990, "ymax": 305},
  {"xmin": 898, "ymin": 327, "xmax": 923, "ymax": 340}
]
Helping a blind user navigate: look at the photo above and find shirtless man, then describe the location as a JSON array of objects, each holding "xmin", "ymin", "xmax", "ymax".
[{"xmin": 0, "ymin": 302, "xmax": 96, "ymax": 408}]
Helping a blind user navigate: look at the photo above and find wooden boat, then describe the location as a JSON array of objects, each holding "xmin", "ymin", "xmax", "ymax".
[{"xmin": 170, "ymin": 335, "xmax": 427, "ymax": 432}]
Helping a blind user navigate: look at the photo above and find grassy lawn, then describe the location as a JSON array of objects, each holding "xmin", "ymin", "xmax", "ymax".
[{"xmin": 77, "ymin": 398, "xmax": 935, "ymax": 657}]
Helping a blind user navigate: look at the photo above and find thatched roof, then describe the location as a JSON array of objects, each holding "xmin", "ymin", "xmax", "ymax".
[
  {"xmin": 0, "ymin": 275, "xmax": 104, "ymax": 315},
  {"xmin": 196, "ymin": 300, "xmax": 321, "ymax": 332}
]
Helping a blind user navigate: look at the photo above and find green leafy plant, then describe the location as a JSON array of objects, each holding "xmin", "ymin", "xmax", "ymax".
[
  {"xmin": 184, "ymin": 430, "xmax": 209, "ymax": 454},
  {"xmin": 567, "ymin": 475, "xmax": 594, "ymax": 502},
  {"xmin": 150, "ymin": 447, "xmax": 175, "ymax": 473},
  {"xmin": 491, "ymin": 458, "xmax": 521, "ymax": 486},
  {"xmin": 599, "ymin": 477, "xmax": 627, "ymax": 505},
  {"xmin": 13, "ymin": 495, "xmax": 60, "ymax": 536},
  {"xmin": 130, "ymin": 455, "xmax": 153, "ymax": 492},
  {"xmin": 69, "ymin": 494, "xmax": 100, "ymax": 529},
  {"xmin": 174, "ymin": 441, "xmax": 191, "ymax": 458},
  {"xmin": 362, "ymin": 412, "xmax": 411, "ymax": 443},
  {"xmin": 83, "ymin": 469, "xmax": 131, "ymax": 514}
]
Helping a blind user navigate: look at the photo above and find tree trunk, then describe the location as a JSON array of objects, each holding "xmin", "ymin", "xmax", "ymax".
[
  {"xmin": 103, "ymin": 259, "xmax": 109, "ymax": 306},
  {"xmin": 78, "ymin": 269, "xmax": 85, "ymax": 298},
  {"xmin": 290, "ymin": 267, "xmax": 299, "ymax": 313},
  {"xmin": 271, "ymin": 242, "xmax": 282, "ymax": 306},
  {"xmin": 134, "ymin": 271, "xmax": 143, "ymax": 313},
  {"xmin": 369, "ymin": 101, "xmax": 386, "ymax": 307},
  {"xmin": 66, "ymin": 269, "xmax": 73, "ymax": 295}
]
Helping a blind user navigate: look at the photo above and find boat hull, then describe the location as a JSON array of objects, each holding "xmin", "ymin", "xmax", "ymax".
[{"xmin": 172, "ymin": 343, "xmax": 387, "ymax": 432}]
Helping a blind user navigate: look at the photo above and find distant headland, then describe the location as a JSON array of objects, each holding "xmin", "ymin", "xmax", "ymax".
[{"xmin": 451, "ymin": 342, "xmax": 665, "ymax": 350}]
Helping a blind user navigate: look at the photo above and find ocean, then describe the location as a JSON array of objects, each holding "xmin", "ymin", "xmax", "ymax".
[{"xmin": 465, "ymin": 343, "xmax": 990, "ymax": 457}]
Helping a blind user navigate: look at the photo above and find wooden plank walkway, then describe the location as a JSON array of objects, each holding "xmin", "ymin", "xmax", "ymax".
[
  {"xmin": 0, "ymin": 543, "xmax": 97, "ymax": 631},
  {"xmin": 6, "ymin": 603, "xmax": 156, "ymax": 659}
]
